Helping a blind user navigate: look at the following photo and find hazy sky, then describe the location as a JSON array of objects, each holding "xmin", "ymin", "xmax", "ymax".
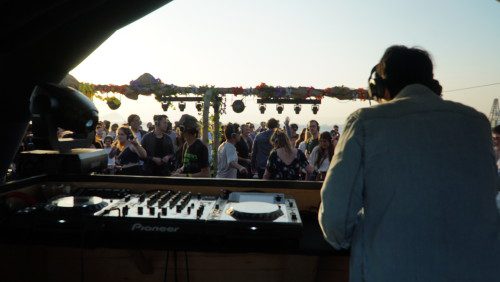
[{"xmin": 70, "ymin": 0, "xmax": 500, "ymax": 129}]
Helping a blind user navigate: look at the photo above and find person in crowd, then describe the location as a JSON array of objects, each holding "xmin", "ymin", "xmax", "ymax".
[
  {"xmin": 109, "ymin": 126, "xmax": 147, "ymax": 175},
  {"xmin": 174, "ymin": 126, "xmax": 186, "ymax": 170},
  {"xmin": 319, "ymin": 45, "xmax": 500, "ymax": 282},
  {"xmin": 166, "ymin": 119, "xmax": 178, "ymax": 153},
  {"xmin": 102, "ymin": 136, "xmax": 115, "ymax": 170},
  {"xmin": 289, "ymin": 123, "xmax": 299, "ymax": 146},
  {"xmin": 247, "ymin": 122, "xmax": 257, "ymax": 142},
  {"xmin": 146, "ymin": 122, "xmax": 155, "ymax": 132},
  {"xmin": 91, "ymin": 122, "xmax": 105, "ymax": 148},
  {"xmin": 257, "ymin": 121, "xmax": 267, "ymax": 133},
  {"xmin": 308, "ymin": 132, "xmax": 334, "ymax": 181},
  {"xmin": 216, "ymin": 123, "xmax": 247, "ymax": 179},
  {"xmin": 296, "ymin": 128, "xmax": 311, "ymax": 152},
  {"xmin": 252, "ymin": 118, "xmax": 280, "ymax": 179},
  {"xmin": 304, "ymin": 120, "xmax": 320, "ymax": 157},
  {"xmin": 127, "ymin": 114, "xmax": 147, "ymax": 143},
  {"xmin": 103, "ymin": 120, "xmax": 111, "ymax": 136},
  {"xmin": 330, "ymin": 125, "xmax": 340, "ymax": 139},
  {"xmin": 141, "ymin": 115, "xmax": 175, "ymax": 176},
  {"xmin": 263, "ymin": 129, "xmax": 313, "ymax": 180},
  {"xmin": 108, "ymin": 123, "xmax": 119, "ymax": 139},
  {"xmin": 235, "ymin": 123, "xmax": 252, "ymax": 178},
  {"xmin": 171, "ymin": 114, "xmax": 210, "ymax": 177},
  {"xmin": 492, "ymin": 125, "xmax": 500, "ymax": 173}
]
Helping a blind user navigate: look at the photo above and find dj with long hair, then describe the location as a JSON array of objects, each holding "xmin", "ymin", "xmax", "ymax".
[
  {"xmin": 109, "ymin": 126, "xmax": 147, "ymax": 174},
  {"xmin": 263, "ymin": 129, "xmax": 313, "ymax": 180}
]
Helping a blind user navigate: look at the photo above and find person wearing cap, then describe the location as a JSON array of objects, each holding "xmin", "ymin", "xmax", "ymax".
[{"xmin": 171, "ymin": 114, "xmax": 210, "ymax": 178}]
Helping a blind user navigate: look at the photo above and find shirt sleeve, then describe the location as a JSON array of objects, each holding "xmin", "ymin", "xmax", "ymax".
[
  {"xmin": 227, "ymin": 144, "xmax": 238, "ymax": 164},
  {"xmin": 318, "ymin": 111, "xmax": 364, "ymax": 250}
]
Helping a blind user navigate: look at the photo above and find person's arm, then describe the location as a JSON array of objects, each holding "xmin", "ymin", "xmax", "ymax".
[
  {"xmin": 251, "ymin": 137, "xmax": 258, "ymax": 170},
  {"xmin": 262, "ymin": 168, "xmax": 271, "ymax": 180},
  {"xmin": 161, "ymin": 136, "xmax": 175, "ymax": 163},
  {"xmin": 318, "ymin": 111, "xmax": 364, "ymax": 250},
  {"xmin": 130, "ymin": 139, "xmax": 147, "ymax": 159},
  {"xmin": 284, "ymin": 117, "xmax": 291, "ymax": 137},
  {"xmin": 108, "ymin": 141, "xmax": 120, "ymax": 158},
  {"xmin": 228, "ymin": 146, "xmax": 247, "ymax": 173}
]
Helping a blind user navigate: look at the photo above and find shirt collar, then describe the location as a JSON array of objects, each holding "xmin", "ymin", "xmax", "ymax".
[{"xmin": 392, "ymin": 84, "xmax": 441, "ymax": 102}]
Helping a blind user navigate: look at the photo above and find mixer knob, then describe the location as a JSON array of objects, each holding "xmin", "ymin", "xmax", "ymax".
[
  {"xmin": 275, "ymin": 195, "xmax": 282, "ymax": 202},
  {"xmin": 139, "ymin": 194, "xmax": 146, "ymax": 203},
  {"xmin": 122, "ymin": 206, "xmax": 129, "ymax": 216},
  {"xmin": 124, "ymin": 195, "xmax": 131, "ymax": 202},
  {"xmin": 288, "ymin": 201, "xmax": 293, "ymax": 208},
  {"xmin": 161, "ymin": 207, "xmax": 167, "ymax": 216},
  {"xmin": 291, "ymin": 212, "xmax": 297, "ymax": 221},
  {"xmin": 137, "ymin": 206, "xmax": 143, "ymax": 215},
  {"xmin": 197, "ymin": 193, "xmax": 201, "ymax": 200},
  {"xmin": 215, "ymin": 204, "xmax": 219, "ymax": 210},
  {"xmin": 176, "ymin": 205, "xmax": 182, "ymax": 213},
  {"xmin": 149, "ymin": 207, "xmax": 155, "ymax": 215},
  {"xmin": 187, "ymin": 206, "xmax": 191, "ymax": 214},
  {"xmin": 191, "ymin": 203, "xmax": 195, "ymax": 208}
]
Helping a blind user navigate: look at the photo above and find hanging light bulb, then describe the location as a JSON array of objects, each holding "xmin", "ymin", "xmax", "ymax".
[
  {"xmin": 195, "ymin": 101, "xmax": 203, "ymax": 112},
  {"xmin": 178, "ymin": 101, "xmax": 186, "ymax": 112},
  {"xmin": 311, "ymin": 104, "xmax": 319, "ymax": 115},
  {"xmin": 293, "ymin": 104, "xmax": 301, "ymax": 114},
  {"xmin": 276, "ymin": 104, "xmax": 284, "ymax": 114},
  {"xmin": 259, "ymin": 103, "xmax": 266, "ymax": 114}
]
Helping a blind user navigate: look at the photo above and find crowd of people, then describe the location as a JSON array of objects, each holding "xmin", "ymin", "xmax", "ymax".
[{"xmin": 85, "ymin": 113, "xmax": 340, "ymax": 180}]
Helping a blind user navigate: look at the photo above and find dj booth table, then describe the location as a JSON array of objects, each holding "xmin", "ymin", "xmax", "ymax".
[{"xmin": 0, "ymin": 175, "xmax": 349, "ymax": 282}]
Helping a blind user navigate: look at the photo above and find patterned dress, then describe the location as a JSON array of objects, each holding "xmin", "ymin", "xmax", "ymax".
[{"xmin": 266, "ymin": 149, "xmax": 309, "ymax": 180}]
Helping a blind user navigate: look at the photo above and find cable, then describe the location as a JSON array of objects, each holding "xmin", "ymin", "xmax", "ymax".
[
  {"xmin": 163, "ymin": 250, "xmax": 169, "ymax": 282},
  {"xmin": 174, "ymin": 251, "xmax": 178, "ymax": 282},
  {"xmin": 444, "ymin": 82, "xmax": 500, "ymax": 93},
  {"xmin": 184, "ymin": 251, "xmax": 190, "ymax": 282},
  {"xmin": 80, "ymin": 220, "xmax": 87, "ymax": 282}
]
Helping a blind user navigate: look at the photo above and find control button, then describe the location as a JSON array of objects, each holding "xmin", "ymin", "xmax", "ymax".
[
  {"xmin": 215, "ymin": 204, "xmax": 219, "ymax": 210},
  {"xmin": 191, "ymin": 203, "xmax": 195, "ymax": 208},
  {"xmin": 197, "ymin": 193, "xmax": 201, "ymax": 200},
  {"xmin": 124, "ymin": 195, "xmax": 131, "ymax": 202},
  {"xmin": 137, "ymin": 206, "xmax": 143, "ymax": 215},
  {"xmin": 176, "ymin": 205, "xmax": 182, "ymax": 213},
  {"xmin": 187, "ymin": 206, "xmax": 191, "ymax": 214},
  {"xmin": 161, "ymin": 207, "xmax": 167, "ymax": 216},
  {"xmin": 139, "ymin": 194, "xmax": 146, "ymax": 203},
  {"xmin": 288, "ymin": 201, "xmax": 293, "ymax": 208},
  {"xmin": 291, "ymin": 213, "xmax": 297, "ymax": 221},
  {"xmin": 275, "ymin": 195, "xmax": 282, "ymax": 202},
  {"xmin": 149, "ymin": 207, "xmax": 155, "ymax": 215}
]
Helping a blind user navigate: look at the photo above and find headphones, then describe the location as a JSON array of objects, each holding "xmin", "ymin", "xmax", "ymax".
[{"xmin": 368, "ymin": 65, "xmax": 386, "ymax": 99}]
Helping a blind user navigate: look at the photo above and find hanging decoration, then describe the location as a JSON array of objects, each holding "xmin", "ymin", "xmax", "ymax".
[
  {"xmin": 68, "ymin": 73, "xmax": 368, "ymax": 102},
  {"xmin": 231, "ymin": 99, "xmax": 245, "ymax": 113}
]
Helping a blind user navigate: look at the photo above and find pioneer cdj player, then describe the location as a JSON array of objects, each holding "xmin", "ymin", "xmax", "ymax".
[{"xmin": 2, "ymin": 187, "xmax": 303, "ymax": 250}]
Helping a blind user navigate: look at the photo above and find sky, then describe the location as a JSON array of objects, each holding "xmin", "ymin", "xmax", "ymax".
[{"xmin": 70, "ymin": 0, "xmax": 500, "ymax": 131}]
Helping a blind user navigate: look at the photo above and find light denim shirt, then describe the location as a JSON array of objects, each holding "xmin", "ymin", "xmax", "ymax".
[{"xmin": 319, "ymin": 84, "xmax": 500, "ymax": 282}]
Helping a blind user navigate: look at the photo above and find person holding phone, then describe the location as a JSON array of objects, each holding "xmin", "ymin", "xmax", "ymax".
[{"xmin": 109, "ymin": 126, "xmax": 147, "ymax": 175}]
